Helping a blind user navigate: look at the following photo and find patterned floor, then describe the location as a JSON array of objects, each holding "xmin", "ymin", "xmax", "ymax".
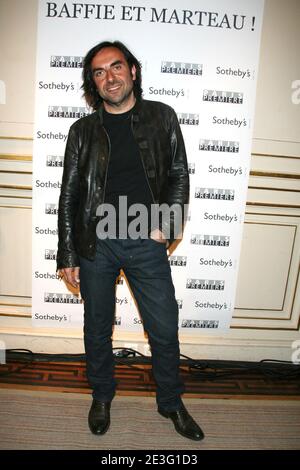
[{"xmin": 1, "ymin": 359, "xmax": 300, "ymax": 399}]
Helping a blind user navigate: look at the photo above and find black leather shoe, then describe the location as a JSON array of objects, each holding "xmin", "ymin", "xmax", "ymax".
[
  {"xmin": 158, "ymin": 405, "xmax": 204, "ymax": 441},
  {"xmin": 88, "ymin": 399, "xmax": 111, "ymax": 435}
]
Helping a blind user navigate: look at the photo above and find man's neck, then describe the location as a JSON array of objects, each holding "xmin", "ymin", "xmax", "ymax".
[{"xmin": 103, "ymin": 95, "xmax": 136, "ymax": 115}]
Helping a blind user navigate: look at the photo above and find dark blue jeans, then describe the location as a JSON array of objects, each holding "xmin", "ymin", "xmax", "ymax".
[{"xmin": 79, "ymin": 238, "xmax": 185, "ymax": 411}]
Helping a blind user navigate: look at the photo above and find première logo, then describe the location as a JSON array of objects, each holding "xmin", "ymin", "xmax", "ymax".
[
  {"xmin": 46, "ymin": 155, "xmax": 64, "ymax": 167},
  {"xmin": 186, "ymin": 279, "xmax": 225, "ymax": 290},
  {"xmin": 45, "ymin": 249, "xmax": 57, "ymax": 260},
  {"xmin": 45, "ymin": 203, "xmax": 58, "ymax": 215},
  {"xmin": 199, "ymin": 139, "xmax": 239, "ymax": 153},
  {"xmin": 50, "ymin": 55, "xmax": 83, "ymax": 68},
  {"xmin": 181, "ymin": 319, "xmax": 219, "ymax": 329},
  {"xmin": 169, "ymin": 256, "xmax": 187, "ymax": 267},
  {"xmin": 188, "ymin": 163, "xmax": 195, "ymax": 174},
  {"xmin": 195, "ymin": 188, "xmax": 235, "ymax": 201},
  {"xmin": 48, "ymin": 106, "xmax": 90, "ymax": 118},
  {"xmin": 191, "ymin": 234, "xmax": 230, "ymax": 247},
  {"xmin": 161, "ymin": 61, "xmax": 203, "ymax": 76},
  {"xmin": 44, "ymin": 292, "xmax": 82, "ymax": 304},
  {"xmin": 177, "ymin": 113, "xmax": 199, "ymax": 125},
  {"xmin": 203, "ymin": 90, "xmax": 243, "ymax": 104}
]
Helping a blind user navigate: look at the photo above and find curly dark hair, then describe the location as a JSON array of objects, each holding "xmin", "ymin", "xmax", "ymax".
[{"xmin": 81, "ymin": 40, "xmax": 143, "ymax": 110}]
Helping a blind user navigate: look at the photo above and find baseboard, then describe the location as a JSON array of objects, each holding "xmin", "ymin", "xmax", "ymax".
[{"xmin": 0, "ymin": 328, "xmax": 297, "ymax": 363}]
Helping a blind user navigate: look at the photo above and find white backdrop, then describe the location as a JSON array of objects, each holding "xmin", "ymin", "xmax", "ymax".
[{"xmin": 32, "ymin": 0, "xmax": 265, "ymax": 332}]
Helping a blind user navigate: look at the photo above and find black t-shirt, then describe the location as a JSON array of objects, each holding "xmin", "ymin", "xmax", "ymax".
[{"xmin": 102, "ymin": 106, "xmax": 153, "ymax": 238}]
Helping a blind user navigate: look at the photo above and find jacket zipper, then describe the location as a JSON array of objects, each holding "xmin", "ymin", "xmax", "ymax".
[
  {"xmin": 131, "ymin": 116, "xmax": 156, "ymax": 204},
  {"xmin": 102, "ymin": 126, "xmax": 111, "ymax": 204}
]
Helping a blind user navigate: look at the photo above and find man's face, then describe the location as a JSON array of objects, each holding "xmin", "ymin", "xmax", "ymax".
[{"xmin": 91, "ymin": 47, "xmax": 136, "ymax": 113}]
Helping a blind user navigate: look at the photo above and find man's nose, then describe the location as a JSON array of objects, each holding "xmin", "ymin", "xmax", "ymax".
[{"xmin": 106, "ymin": 69, "xmax": 115, "ymax": 82}]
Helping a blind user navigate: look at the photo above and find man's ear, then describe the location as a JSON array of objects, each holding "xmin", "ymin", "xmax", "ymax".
[{"xmin": 131, "ymin": 65, "xmax": 137, "ymax": 81}]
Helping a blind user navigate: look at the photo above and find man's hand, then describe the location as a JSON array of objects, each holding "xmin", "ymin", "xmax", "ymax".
[
  {"xmin": 59, "ymin": 267, "xmax": 80, "ymax": 288},
  {"xmin": 149, "ymin": 229, "xmax": 167, "ymax": 244}
]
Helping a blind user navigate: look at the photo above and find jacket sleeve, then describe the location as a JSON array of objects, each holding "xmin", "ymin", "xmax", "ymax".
[
  {"xmin": 56, "ymin": 124, "xmax": 80, "ymax": 270},
  {"xmin": 160, "ymin": 107, "xmax": 190, "ymax": 246}
]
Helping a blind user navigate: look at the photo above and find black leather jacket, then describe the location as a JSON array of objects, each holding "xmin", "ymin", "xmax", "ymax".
[{"xmin": 57, "ymin": 99, "xmax": 189, "ymax": 269}]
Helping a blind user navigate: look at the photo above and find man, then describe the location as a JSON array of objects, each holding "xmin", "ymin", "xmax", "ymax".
[{"xmin": 57, "ymin": 40, "xmax": 204, "ymax": 441}]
